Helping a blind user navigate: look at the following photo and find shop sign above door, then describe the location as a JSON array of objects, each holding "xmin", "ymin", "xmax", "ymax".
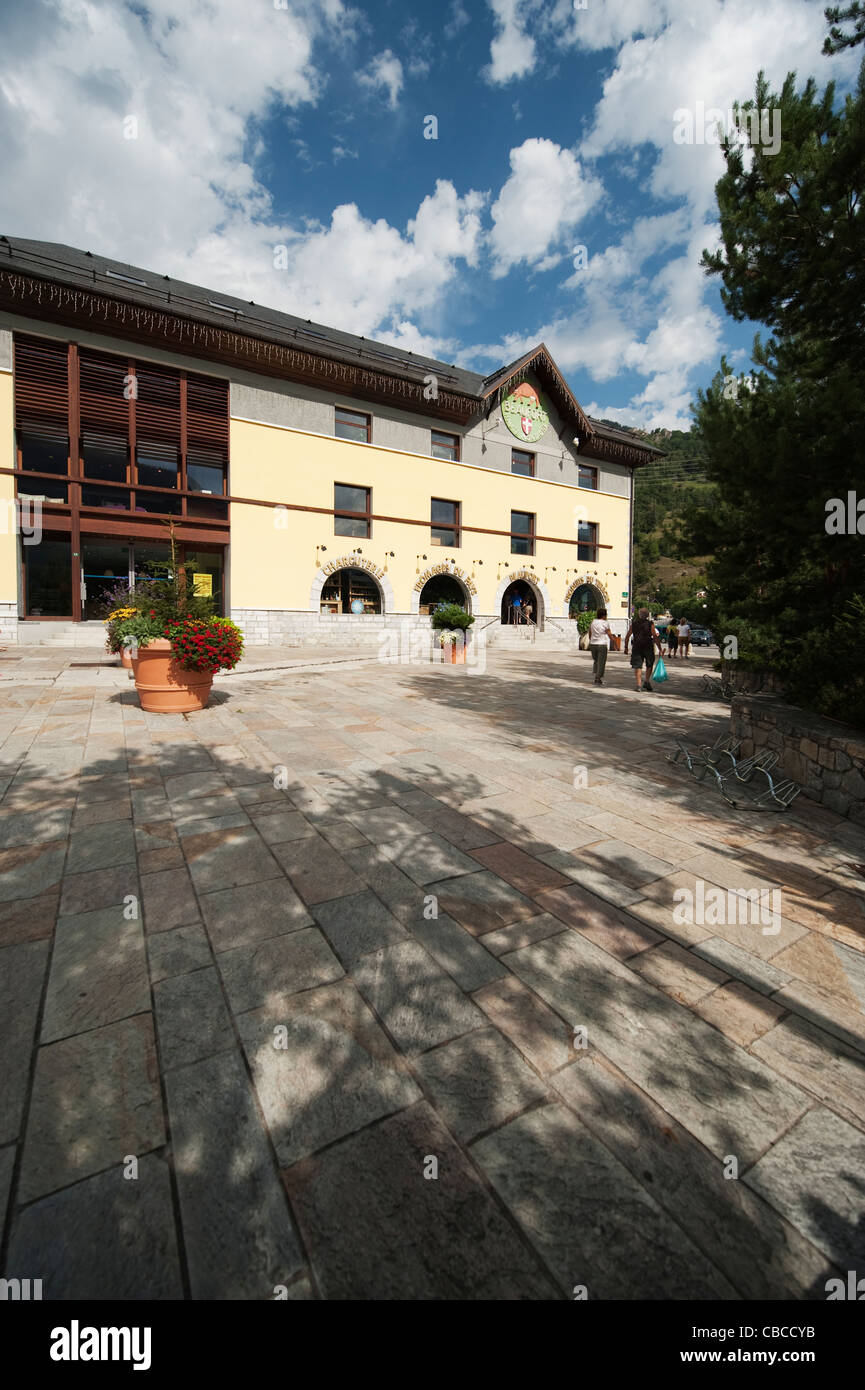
[{"xmin": 502, "ymin": 382, "xmax": 550, "ymax": 444}]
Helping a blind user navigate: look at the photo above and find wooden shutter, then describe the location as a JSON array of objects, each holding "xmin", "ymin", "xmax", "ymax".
[
  {"xmin": 14, "ymin": 335, "xmax": 69, "ymax": 435},
  {"xmin": 135, "ymin": 365, "xmax": 180, "ymax": 443},
  {"xmin": 187, "ymin": 374, "xmax": 229, "ymax": 464}
]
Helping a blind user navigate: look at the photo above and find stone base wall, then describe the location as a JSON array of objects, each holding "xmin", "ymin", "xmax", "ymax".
[
  {"xmin": 0, "ymin": 603, "xmax": 19, "ymax": 644},
  {"xmin": 730, "ymin": 694, "xmax": 865, "ymax": 823},
  {"xmin": 231, "ymin": 608, "xmax": 626, "ymax": 648},
  {"xmin": 231, "ymin": 609, "xmax": 439, "ymax": 648}
]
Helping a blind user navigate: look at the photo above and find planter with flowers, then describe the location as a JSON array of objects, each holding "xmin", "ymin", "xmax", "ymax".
[
  {"xmin": 134, "ymin": 616, "xmax": 244, "ymax": 713},
  {"xmin": 431, "ymin": 602, "xmax": 474, "ymax": 665},
  {"xmin": 104, "ymin": 607, "xmax": 140, "ymax": 669},
  {"xmin": 100, "ymin": 526, "xmax": 244, "ymax": 712}
]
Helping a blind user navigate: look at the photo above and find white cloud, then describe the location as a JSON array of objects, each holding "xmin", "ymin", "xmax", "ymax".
[
  {"xmin": 357, "ymin": 49, "xmax": 404, "ymax": 109},
  {"xmin": 483, "ymin": 0, "xmax": 537, "ymax": 84},
  {"xmin": 268, "ymin": 181, "xmax": 485, "ymax": 334},
  {"xmin": 489, "ymin": 138, "xmax": 603, "ymax": 277}
]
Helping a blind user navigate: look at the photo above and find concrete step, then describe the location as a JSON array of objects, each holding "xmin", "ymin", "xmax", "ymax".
[{"xmin": 17, "ymin": 622, "xmax": 107, "ymax": 648}]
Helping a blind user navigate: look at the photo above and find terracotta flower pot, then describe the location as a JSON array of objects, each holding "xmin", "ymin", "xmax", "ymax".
[
  {"xmin": 119, "ymin": 647, "xmax": 134, "ymax": 671},
  {"xmin": 134, "ymin": 638, "xmax": 213, "ymax": 713}
]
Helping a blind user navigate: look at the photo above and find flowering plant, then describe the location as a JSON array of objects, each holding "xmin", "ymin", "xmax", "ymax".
[{"xmin": 163, "ymin": 617, "xmax": 244, "ymax": 675}]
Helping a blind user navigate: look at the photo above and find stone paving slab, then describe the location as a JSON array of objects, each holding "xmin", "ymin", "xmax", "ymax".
[
  {"xmin": 743, "ymin": 1107, "xmax": 865, "ymax": 1269},
  {"xmin": 0, "ymin": 940, "xmax": 50, "ymax": 1144},
  {"xmin": 551, "ymin": 1055, "xmax": 834, "ymax": 1300},
  {"xmin": 218, "ymin": 928, "xmax": 345, "ymax": 1015},
  {"xmin": 413, "ymin": 1027, "xmax": 547, "ymax": 1141},
  {"xmin": 283, "ymin": 1102, "xmax": 560, "ymax": 1299},
  {"xmin": 503, "ymin": 930, "xmax": 810, "ymax": 1165},
  {"xmin": 472, "ymin": 1101, "xmax": 738, "ymax": 1299},
  {"xmin": 238, "ymin": 978, "xmax": 420, "ymax": 1166},
  {"xmin": 165, "ymin": 1048, "xmax": 305, "ymax": 1298},
  {"xmin": 41, "ymin": 907, "xmax": 150, "ymax": 1043},
  {"xmin": 7, "ymin": 1153, "xmax": 183, "ymax": 1300},
  {"xmin": 19, "ymin": 1014, "xmax": 165, "ymax": 1202},
  {"xmin": 351, "ymin": 939, "xmax": 485, "ymax": 1055}
]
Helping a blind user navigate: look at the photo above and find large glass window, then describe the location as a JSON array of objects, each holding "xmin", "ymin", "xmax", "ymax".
[
  {"xmin": 511, "ymin": 510, "xmax": 535, "ymax": 556},
  {"xmin": 320, "ymin": 567, "xmax": 380, "ymax": 614},
  {"xmin": 578, "ymin": 521, "xmax": 598, "ymax": 562},
  {"xmin": 136, "ymin": 439, "xmax": 181, "ymax": 513},
  {"xmin": 187, "ymin": 448, "xmax": 227, "ymax": 520},
  {"xmin": 431, "ymin": 498, "xmax": 460, "ymax": 547},
  {"xmin": 334, "ymin": 483, "xmax": 371, "ymax": 537},
  {"xmin": 83, "ymin": 431, "xmax": 127, "ymax": 482},
  {"xmin": 335, "ymin": 407, "xmax": 371, "ymax": 443},
  {"xmin": 24, "ymin": 536, "xmax": 73, "ymax": 616},
  {"xmin": 82, "ymin": 485, "xmax": 130, "ymax": 510},
  {"xmin": 184, "ymin": 549, "xmax": 224, "ymax": 615},
  {"xmin": 18, "ymin": 428, "xmax": 69, "ymax": 503}
]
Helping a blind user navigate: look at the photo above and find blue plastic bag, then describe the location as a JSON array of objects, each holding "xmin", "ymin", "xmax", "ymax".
[{"xmin": 652, "ymin": 655, "xmax": 669, "ymax": 682}]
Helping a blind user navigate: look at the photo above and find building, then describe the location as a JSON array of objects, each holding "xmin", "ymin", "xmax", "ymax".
[{"xmin": 0, "ymin": 236, "xmax": 660, "ymax": 648}]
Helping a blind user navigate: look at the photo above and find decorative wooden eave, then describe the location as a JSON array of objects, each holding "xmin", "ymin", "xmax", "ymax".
[
  {"xmin": 480, "ymin": 343, "xmax": 595, "ymax": 441},
  {"xmin": 578, "ymin": 434, "xmax": 660, "ymax": 469},
  {"xmin": 0, "ymin": 269, "xmax": 479, "ymax": 425}
]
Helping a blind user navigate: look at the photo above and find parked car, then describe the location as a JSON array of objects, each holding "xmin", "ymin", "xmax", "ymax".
[{"xmin": 690, "ymin": 626, "xmax": 714, "ymax": 646}]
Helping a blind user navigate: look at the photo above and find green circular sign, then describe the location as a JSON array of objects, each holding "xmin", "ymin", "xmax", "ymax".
[{"xmin": 502, "ymin": 386, "xmax": 550, "ymax": 444}]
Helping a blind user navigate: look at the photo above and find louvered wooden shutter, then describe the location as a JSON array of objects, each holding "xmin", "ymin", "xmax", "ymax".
[
  {"xmin": 14, "ymin": 336, "xmax": 69, "ymax": 438},
  {"xmin": 187, "ymin": 374, "xmax": 229, "ymax": 464},
  {"xmin": 135, "ymin": 366, "xmax": 180, "ymax": 443}
]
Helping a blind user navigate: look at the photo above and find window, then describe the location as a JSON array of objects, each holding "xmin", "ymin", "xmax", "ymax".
[
  {"xmin": 83, "ymin": 431, "xmax": 127, "ymax": 483},
  {"xmin": 18, "ymin": 427, "xmax": 69, "ymax": 502},
  {"xmin": 431, "ymin": 430, "xmax": 459, "ymax": 461},
  {"xmin": 24, "ymin": 535, "xmax": 73, "ymax": 616},
  {"xmin": 187, "ymin": 448, "xmax": 228, "ymax": 520},
  {"xmin": 431, "ymin": 498, "xmax": 460, "ymax": 547},
  {"xmin": 578, "ymin": 521, "xmax": 598, "ymax": 562},
  {"xmin": 335, "ymin": 406, "xmax": 371, "ymax": 443},
  {"xmin": 511, "ymin": 510, "xmax": 535, "ymax": 556},
  {"xmin": 334, "ymin": 483, "xmax": 371, "ymax": 537},
  {"xmin": 511, "ymin": 449, "xmax": 535, "ymax": 477},
  {"xmin": 135, "ymin": 440, "xmax": 180, "ymax": 513},
  {"xmin": 578, "ymin": 464, "xmax": 598, "ymax": 490}
]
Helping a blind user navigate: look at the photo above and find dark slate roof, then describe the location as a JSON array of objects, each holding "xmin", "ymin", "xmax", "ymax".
[{"xmin": 0, "ymin": 234, "xmax": 659, "ymax": 453}]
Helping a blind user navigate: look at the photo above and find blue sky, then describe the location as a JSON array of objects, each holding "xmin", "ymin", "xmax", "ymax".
[{"xmin": 0, "ymin": 0, "xmax": 859, "ymax": 427}]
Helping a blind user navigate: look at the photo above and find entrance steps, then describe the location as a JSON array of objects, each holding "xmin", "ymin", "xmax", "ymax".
[
  {"xmin": 17, "ymin": 622, "xmax": 107, "ymax": 648},
  {"xmin": 488, "ymin": 624, "xmax": 574, "ymax": 650}
]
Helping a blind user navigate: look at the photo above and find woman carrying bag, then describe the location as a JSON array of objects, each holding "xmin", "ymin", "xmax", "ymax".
[{"xmin": 624, "ymin": 608, "xmax": 662, "ymax": 692}]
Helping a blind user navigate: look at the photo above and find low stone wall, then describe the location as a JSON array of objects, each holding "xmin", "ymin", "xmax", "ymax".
[{"xmin": 730, "ymin": 694, "xmax": 865, "ymax": 823}]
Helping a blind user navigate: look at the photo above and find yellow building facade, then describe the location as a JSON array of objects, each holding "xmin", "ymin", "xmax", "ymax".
[{"xmin": 0, "ymin": 237, "xmax": 658, "ymax": 646}]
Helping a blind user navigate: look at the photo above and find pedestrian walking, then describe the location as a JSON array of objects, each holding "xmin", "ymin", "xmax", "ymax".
[
  {"xmin": 667, "ymin": 620, "xmax": 679, "ymax": 659},
  {"xmin": 524, "ymin": 599, "xmax": 533, "ymax": 625},
  {"xmin": 588, "ymin": 608, "xmax": 613, "ymax": 685},
  {"xmin": 678, "ymin": 617, "xmax": 692, "ymax": 659},
  {"xmin": 624, "ymin": 608, "xmax": 662, "ymax": 692},
  {"xmin": 512, "ymin": 594, "xmax": 522, "ymax": 624}
]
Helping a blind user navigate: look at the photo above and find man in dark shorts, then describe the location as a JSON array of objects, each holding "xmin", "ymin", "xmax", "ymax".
[
  {"xmin": 624, "ymin": 607, "xmax": 662, "ymax": 691},
  {"xmin": 667, "ymin": 620, "xmax": 679, "ymax": 659}
]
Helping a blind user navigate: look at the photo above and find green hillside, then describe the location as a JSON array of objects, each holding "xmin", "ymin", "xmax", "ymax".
[{"xmin": 630, "ymin": 429, "xmax": 717, "ymax": 614}]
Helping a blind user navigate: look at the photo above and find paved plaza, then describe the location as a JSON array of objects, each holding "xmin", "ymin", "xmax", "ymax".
[{"xmin": 0, "ymin": 644, "xmax": 863, "ymax": 1300}]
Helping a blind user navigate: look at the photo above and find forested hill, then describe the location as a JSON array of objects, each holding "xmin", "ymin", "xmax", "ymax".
[{"xmin": 628, "ymin": 428, "xmax": 716, "ymax": 612}]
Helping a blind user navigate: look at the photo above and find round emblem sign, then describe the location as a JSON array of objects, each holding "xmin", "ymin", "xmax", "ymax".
[
  {"xmin": 350, "ymin": 599, "xmax": 365, "ymax": 614},
  {"xmin": 502, "ymin": 382, "xmax": 550, "ymax": 444}
]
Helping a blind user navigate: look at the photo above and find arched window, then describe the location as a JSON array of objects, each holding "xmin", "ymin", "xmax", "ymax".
[
  {"xmin": 320, "ymin": 567, "xmax": 382, "ymax": 615},
  {"xmin": 418, "ymin": 575, "xmax": 468, "ymax": 615},
  {"xmin": 501, "ymin": 579, "xmax": 539, "ymax": 625},
  {"xmin": 568, "ymin": 583, "xmax": 603, "ymax": 617}
]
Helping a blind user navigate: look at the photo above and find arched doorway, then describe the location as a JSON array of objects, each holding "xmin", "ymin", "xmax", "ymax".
[
  {"xmin": 417, "ymin": 574, "xmax": 470, "ymax": 616},
  {"xmin": 501, "ymin": 578, "xmax": 539, "ymax": 625},
  {"xmin": 568, "ymin": 583, "xmax": 604, "ymax": 618},
  {"xmin": 319, "ymin": 567, "xmax": 382, "ymax": 615}
]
